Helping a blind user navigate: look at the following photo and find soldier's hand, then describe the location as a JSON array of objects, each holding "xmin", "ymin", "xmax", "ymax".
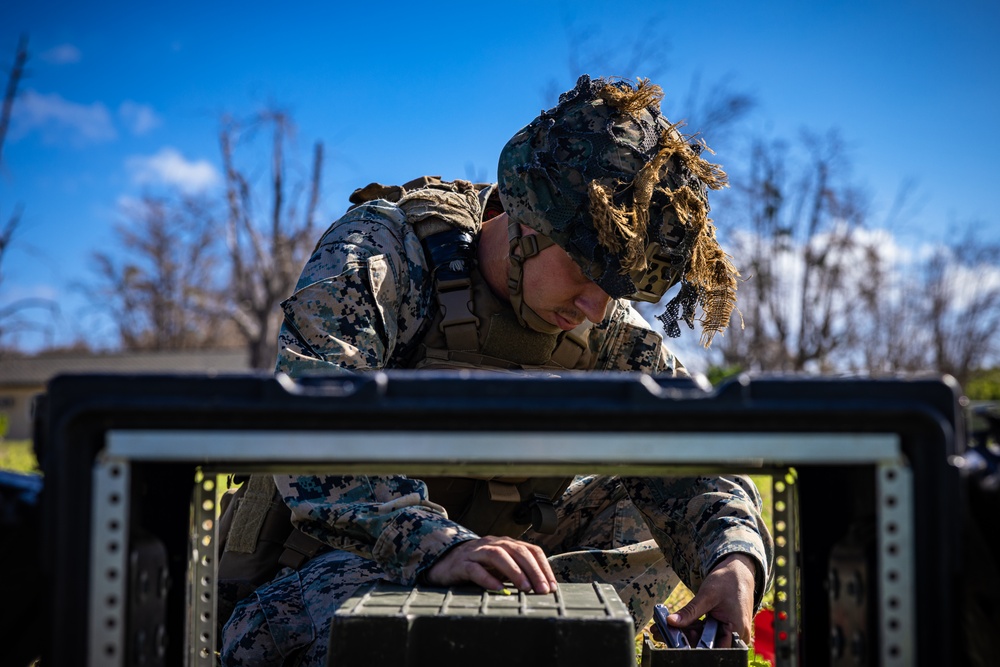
[
  {"xmin": 425, "ymin": 536, "xmax": 558, "ymax": 594},
  {"xmin": 666, "ymin": 553, "xmax": 757, "ymax": 647}
]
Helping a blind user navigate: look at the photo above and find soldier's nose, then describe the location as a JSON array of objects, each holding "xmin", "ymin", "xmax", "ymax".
[{"xmin": 576, "ymin": 285, "xmax": 612, "ymax": 324}]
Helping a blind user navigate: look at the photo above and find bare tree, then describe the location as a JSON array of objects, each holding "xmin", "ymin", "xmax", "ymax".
[
  {"xmin": 711, "ymin": 129, "xmax": 1000, "ymax": 385},
  {"xmin": 851, "ymin": 236, "xmax": 927, "ymax": 375},
  {"xmin": 0, "ymin": 36, "xmax": 27, "ymax": 282},
  {"xmin": 0, "ymin": 34, "xmax": 27, "ymax": 165},
  {"xmin": 77, "ymin": 107, "xmax": 322, "ymax": 364},
  {"xmin": 680, "ymin": 72, "xmax": 756, "ymax": 147},
  {"xmin": 716, "ymin": 130, "xmax": 869, "ymax": 372},
  {"xmin": 920, "ymin": 231, "xmax": 1000, "ymax": 387},
  {"xmin": 87, "ymin": 196, "xmax": 233, "ymax": 350},
  {"xmin": 0, "ymin": 34, "xmax": 57, "ymax": 352},
  {"xmin": 219, "ymin": 109, "xmax": 323, "ymax": 369},
  {"xmin": 0, "ymin": 206, "xmax": 22, "ymax": 309},
  {"xmin": 557, "ymin": 15, "xmax": 671, "ymax": 91}
]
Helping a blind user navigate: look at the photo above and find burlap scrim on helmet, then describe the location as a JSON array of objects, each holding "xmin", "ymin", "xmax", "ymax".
[
  {"xmin": 596, "ymin": 77, "xmax": 665, "ymax": 115},
  {"xmin": 664, "ymin": 182, "xmax": 741, "ymax": 347},
  {"xmin": 588, "ymin": 180, "xmax": 647, "ymax": 275},
  {"xmin": 592, "ymin": 81, "xmax": 739, "ymax": 346}
]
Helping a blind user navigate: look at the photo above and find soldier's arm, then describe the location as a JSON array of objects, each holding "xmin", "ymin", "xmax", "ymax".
[
  {"xmin": 597, "ymin": 305, "xmax": 772, "ymax": 613},
  {"xmin": 591, "ymin": 302, "xmax": 687, "ymax": 375},
  {"xmin": 276, "ymin": 473, "xmax": 480, "ymax": 584},
  {"xmin": 274, "ymin": 200, "xmax": 430, "ymax": 375},
  {"xmin": 632, "ymin": 327, "xmax": 770, "ymax": 642},
  {"xmin": 624, "ymin": 475, "xmax": 773, "ymax": 611},
  {"xmin": 273, "ymin": 201, "xmax": 481, "ymax": 583}
]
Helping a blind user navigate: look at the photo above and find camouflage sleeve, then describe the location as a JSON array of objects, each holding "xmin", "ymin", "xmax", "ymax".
[
  {"xmin": 272, "ymin": 201, "xmax": 478, "ymax": 583},
  {"xmin": 591, "ymin": 305, "xmax": 771, "ymax": 602},
  {"xmin": 623, "ymin": 475, "xmax": 774, "ymax": 610},
  {"xmin": 591, "ymin": 301, "xmax": 685, "ymax": 375},
  {"xmin": 621, "ymin": 303, "xmax": 686, "ymax": 376},
  {"xmin": 275, "ymin": 473, "xmax": 478, "ymax": 585},
  {"xmin": 274, "ymin": 200, "xmax": 431, "ymax": 375}
]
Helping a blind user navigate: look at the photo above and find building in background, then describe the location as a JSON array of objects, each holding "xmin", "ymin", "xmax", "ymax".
[{"xmin": 0, "ymin": 349, "xmax": 250, "ymax": 440}]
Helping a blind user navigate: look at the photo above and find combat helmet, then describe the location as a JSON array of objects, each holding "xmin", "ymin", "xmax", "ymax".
[{"xmin": 497, "ymin": 74, "xmax": 739, "ymax": 345}]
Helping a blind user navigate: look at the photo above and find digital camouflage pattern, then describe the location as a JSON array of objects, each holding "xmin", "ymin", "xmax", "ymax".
[
  {"xmin": 274, "ymin": 200, "xmax": 430, "ymax": 375},
  {"xmin": 224, "ymin": 550, "xmax": 383, "ymax": 665},
  {"xmin": 221, "ymin": 179, "xmax": 772, "ymax": 666},
  {"xmin": 528, "ymin": 475, "xmax": 771, "ymax": 628}
]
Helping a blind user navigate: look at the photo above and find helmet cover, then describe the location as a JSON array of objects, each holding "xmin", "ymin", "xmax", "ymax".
[{"xmin": 497, "ymin": 75, "xmax": 739, "ymax": 345}]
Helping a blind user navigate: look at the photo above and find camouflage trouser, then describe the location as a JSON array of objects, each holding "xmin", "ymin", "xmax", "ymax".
[
  {"xmin": 220, "ymin": 475, "xmax": 687, "ymax": 666},
  {"xmin": 524, "ymin": 475, "xmax": 682, "ymax": 629}
]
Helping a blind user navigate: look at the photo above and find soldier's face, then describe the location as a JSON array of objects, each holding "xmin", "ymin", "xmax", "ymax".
[{"xmin": 520, "ymin": 227, "xmax": 612, "ymax": 330}]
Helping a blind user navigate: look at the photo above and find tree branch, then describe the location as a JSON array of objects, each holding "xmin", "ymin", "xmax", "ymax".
[{"xmin": 0, "ymin": 34, "xmax": 28, "ymax": 166}]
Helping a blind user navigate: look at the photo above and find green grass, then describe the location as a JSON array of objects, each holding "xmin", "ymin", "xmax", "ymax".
[{"xmin": 0, "ymin": 439, "xmax": 39, "ymax": 473}]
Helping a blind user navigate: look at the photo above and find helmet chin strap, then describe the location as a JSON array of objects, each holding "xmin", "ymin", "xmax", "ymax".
[{"xmin": 506, "ymin": 219, "xmax": 562, "ymax": 334}]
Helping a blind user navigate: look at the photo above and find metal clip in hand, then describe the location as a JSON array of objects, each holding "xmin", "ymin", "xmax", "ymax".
[
  {"xmin": 653, "ymin": 603, "xmax": 690, "ymax": 649},
  {"xmin": 697, "ymin": 616, "xmax": 718, "ymax": 648},
  {"xmin": 653, "ymin": 604, "xmax": 720, "ymax": 650}
]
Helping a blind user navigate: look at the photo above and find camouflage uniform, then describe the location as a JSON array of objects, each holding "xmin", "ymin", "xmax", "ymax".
[{"xmin": 220, "ymin": 190, "xmax": 773, "ymax": 666}]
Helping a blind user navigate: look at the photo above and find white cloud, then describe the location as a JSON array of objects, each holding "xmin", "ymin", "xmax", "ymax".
[
  {"xmin": 10, "ymin": 89, "xmax": 117, "ymax": 145},
  {"xmin": 126, "ymin": 147, "xmax": 221, "ymax": 194},
  {"xmin": 0, "ymin": 284, "xmax": 60, "ymax": 304},
  {"xmin": 119, "ymin": 101, "xmax": 162, "ymax": 135},
  {"xmin": 115, "ymin": 194, "xmax": 142, "ymax": 212},
  {"xmin": 844, "ymin": 226, "xmax": 914, "ymax": 265},
  {"xmin": 937, "ymin": 256, "xmax": 1000, "ymax": 312},
  {"xmin": 39, "ymin": 43, "xmax": 81, "ymax": 65}
]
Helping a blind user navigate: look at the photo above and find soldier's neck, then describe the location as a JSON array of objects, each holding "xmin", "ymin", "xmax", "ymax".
[{"xmin": 477, "ymin": 212, "xmax": 512, "ymax": 304}]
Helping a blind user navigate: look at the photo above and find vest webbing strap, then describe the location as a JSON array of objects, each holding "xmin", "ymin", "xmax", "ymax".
[
  {"xmin": 225, "ymin": 474, "xmax": 278, "ymax": 554},
  {"xmin": 487, "ymin": 480, "xmax": 522, "ymax": 503},
  {"xmin": 278, "ymin": 528, "xmax": 329, "ymax": 570},
  {"xmin": 549, "ymin": 328, "xmax": 588, "ymax": 368},
  {"xmin": 437, "ymin": 278, "xmax": 479, "ymax": 351},
  {"xmin": 422, "ymin": 229, "xmax": 481, "ymax": 352}
]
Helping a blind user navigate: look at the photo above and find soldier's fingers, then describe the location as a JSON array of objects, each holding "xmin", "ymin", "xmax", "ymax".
[
  {"xmin": 500, "ymin": 541, "xmax": 553, "ymax": 594},
  {"xmin": 426, "ymin": 539, "xmax": 509, "ymax": 588},
  {"xmin": 527, "ymin": 542, "xmax": 558, "ymax": 588},
  {"xmin": 715, "ymin": 623, "xmax": 734, "ymax": 648},
  {"xmin": 457, "ymin": 560, "xmax": 505, "ymax": 592},
  {"xmin": 535, "ymin": 545, "xmax": 559, "ymax": 589},
  {"xmin": 434, "ymin": 538, "xmax": 555, "ymax": 594},
  {"xmin": 666, "ymin": 593, "xmax": 714, "ymax": 628},
  {"xmin": 469, "ymin": 542, "xmax": 532, "ymax": 591}
]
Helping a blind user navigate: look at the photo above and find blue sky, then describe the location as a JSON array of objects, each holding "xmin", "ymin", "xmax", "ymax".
[{"xmin": 2, "ymin": 0, "xmax": 998, "ymax": 351}]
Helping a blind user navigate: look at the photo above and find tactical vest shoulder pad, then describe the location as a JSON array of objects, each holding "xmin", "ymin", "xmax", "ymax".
[
  {"xmin": 348, "ymin": 175, "xmax": 445, "ymax": 207},
  {"xmin": 398, "ymin": 182, "xmax": 483, "ymax": 239},
  {"xmin": 348, "ymin": 176, "xmax": 492, "ymax": 241}
]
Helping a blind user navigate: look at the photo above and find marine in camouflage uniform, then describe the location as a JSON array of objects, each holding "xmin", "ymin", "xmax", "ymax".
[{"xmin": 222, "ymin": 76, "xmax": 773, "ymax": 666}]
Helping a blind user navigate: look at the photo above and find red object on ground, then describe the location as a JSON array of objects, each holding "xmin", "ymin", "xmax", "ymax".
[{"xmin": 753, "ymin": 608, "xmax": 775, "ymax": 665}]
